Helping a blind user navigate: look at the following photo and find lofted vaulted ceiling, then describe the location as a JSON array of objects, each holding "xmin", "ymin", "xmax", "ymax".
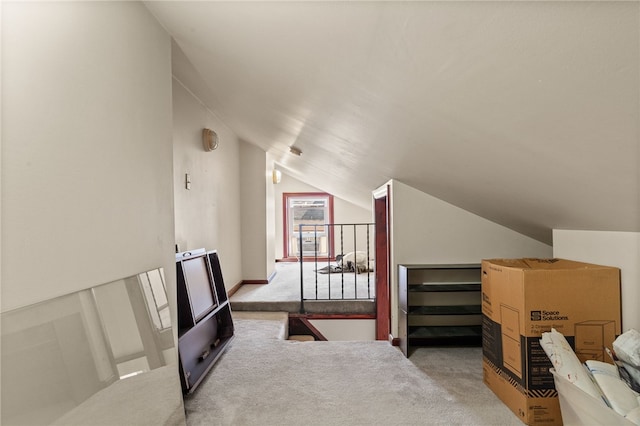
[{"xmin": 146, "ymin": 1, "xmax": 639, "ymax": 244}]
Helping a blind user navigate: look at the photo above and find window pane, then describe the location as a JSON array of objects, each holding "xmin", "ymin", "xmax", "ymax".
[{"xmin": 286, "ymin": 195, "xmax": 331, "ymax": 257}]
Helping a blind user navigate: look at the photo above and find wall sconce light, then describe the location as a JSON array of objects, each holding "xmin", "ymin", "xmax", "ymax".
[
  {"xmin": 289, "ymin": 146, "xmax": 302, "ymax": 156},
  {"xmin": 272, "ymin": 169, "xmax": 282, "ymax": 184},
  {"xmin": 202, "ymin": 128, "xmax": 219, "ymax": 152}
]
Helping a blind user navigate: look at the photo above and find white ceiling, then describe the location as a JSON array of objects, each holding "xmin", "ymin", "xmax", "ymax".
[{"xmin": 146, "ymin": 1, "xmax": 639, "ymax": 244}]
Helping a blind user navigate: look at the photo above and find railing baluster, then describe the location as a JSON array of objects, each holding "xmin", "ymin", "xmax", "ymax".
[
  {"xmin": 314, "ymin": 224, "xmax": 318, "ymax": 300},
  {"xmin": 327, "ymin": 224, "xmax": 332, "ymax": 299},
  {"xmin": 298, "ymin": 222, "xmax": 374, "ymax": 305},
  {"xmin": 353, "ymin": 224, "xmax": 357, "ymax": 299},
  {"xmin": 367, "ymin": 223, "xmax": 371, "ymax": 298},
  {"xmin": 340, "ymin": 224, "xmax": 344, "ymax": 300},
  {"xmin": 299, "ymin": 224, "xmax": 304, "ymax": 313}
]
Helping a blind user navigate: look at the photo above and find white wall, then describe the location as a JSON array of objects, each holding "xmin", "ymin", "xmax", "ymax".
[
  {"xmin": 387, "ymin": 180, "xmax": 553, "ymax": 336},
  {"xmin": 2, "ymin": 1, "xmax": 175, "ymax": 311},
  {"xmin": 239, "ymin": 141, "xmax": 270, "ymax": 281},
  {"xmin": 274, "ymin": 172, "xmax": 373, "ymax": 259},
  {"xmin": 553, "ymin": 230, "xmax": 639, "ymax": 332},
  {"xmin": 172, "ymin": 72, "xmax": 243, "ymax": 290},
  {"xmin": 265, "ymin": 154, "xmax": 277, "ymax": 278},
  {"xmin": 309, "ymin": 319, "xmax": 376, "ymax": 341}
]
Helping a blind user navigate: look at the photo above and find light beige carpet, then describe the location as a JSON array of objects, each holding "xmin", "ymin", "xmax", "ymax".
[{"xmin": 183, "ymin": 312, "xmax": 521, "ymax": 426}]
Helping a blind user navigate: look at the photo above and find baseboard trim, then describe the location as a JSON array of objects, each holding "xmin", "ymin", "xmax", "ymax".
[
  {"xmin": 227, "ymin": 269, "xmax": 278, "ymax": 297},
  {"xmin": 241, "ymin": 279, "xmax": 269, "ymax": 285},
  {"xmin": 227, "ymin": 281, "xmax": 243, "ymax": 297}
]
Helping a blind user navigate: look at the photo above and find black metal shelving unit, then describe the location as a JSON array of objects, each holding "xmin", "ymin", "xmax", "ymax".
[{"xmin": 399, "ymin": 264, "xmax": 482, "ymax": 356}]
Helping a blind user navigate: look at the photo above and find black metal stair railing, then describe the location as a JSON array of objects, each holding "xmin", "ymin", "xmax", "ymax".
[{"xmin": 297, "ymin": 223, "xmax": 375, "ymax": 313}]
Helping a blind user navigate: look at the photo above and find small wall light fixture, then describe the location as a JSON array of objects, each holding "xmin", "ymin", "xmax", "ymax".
[
  {"xmin": 272, "ymin": 169, "xmax": 282, "ymax": 184},
  {"xmin": 289, "ymin": 146, "xmax": 302, "ymax": 156},
  {"xmin": 202, "ymin": 128, "xmax": 219, "ymax": 152}
]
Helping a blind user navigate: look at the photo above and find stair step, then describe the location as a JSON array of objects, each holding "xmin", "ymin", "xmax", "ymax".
[
  {"xmin": 288, "ymin": 335, "xmax": 315, "ymax": 342},
  {"xmin": 231, "ymin": 311, "xmax": 289, "ymax": 340}
]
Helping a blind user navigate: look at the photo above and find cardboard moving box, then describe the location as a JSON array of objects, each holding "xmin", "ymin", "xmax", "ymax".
[{"xmin": 481, "ymin": 258, "xmax": 621, "ymax": 426}]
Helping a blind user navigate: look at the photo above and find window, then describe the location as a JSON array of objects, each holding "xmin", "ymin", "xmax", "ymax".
[{"xmin": 283, "ymin": 193, "xmax": 334, "ymax": 259}]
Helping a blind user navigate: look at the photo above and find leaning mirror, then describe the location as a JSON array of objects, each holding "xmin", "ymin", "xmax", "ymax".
[{"xmin": 1, "ymin": 268, "xmax": 186, "ymax": 425}]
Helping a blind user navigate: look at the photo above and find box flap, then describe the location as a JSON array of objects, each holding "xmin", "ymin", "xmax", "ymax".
[{"xmin": 483, "ymin": 258, "xmax": 617, "ymax": 271}]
